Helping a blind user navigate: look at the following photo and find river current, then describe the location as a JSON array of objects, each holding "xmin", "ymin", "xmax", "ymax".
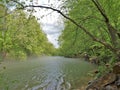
[{"xmin": 0, "ymin": 56, "xmax": 96, "ymax": 90}]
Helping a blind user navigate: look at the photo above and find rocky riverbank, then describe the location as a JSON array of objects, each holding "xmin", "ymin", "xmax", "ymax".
[{"xmin": 86, "ymin": 62, "xmax": 120, "ymax": 90}]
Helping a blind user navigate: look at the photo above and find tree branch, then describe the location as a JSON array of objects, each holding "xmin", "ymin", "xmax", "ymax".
[
  {"xmin": 80, "ymin": 15, "xmax": 104, "ymax": 23},
  {"xmin": 91, "ymin": 0, "xmax": 109, "ymax": 22},
  {"xmin": 25, "ymin": 5, "xmax": 98, "ymax": 40},
  {"xmin": 12, "ymin": 1, "xmax": 116, "ymax": 52},
  {"xmin": 92, "ymin": 0, "xmax": 118, "ymax": 48},
  {"xmin": 11, "ymin": 0, "xmax": 25, "ymax": 9}
]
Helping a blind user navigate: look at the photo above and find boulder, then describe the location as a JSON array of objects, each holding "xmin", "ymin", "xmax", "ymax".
[
  {"xmin": 103, "ymin": 84, "xmax": 118, "ymax": 90},
  {"xmin": 86, "ymin": 73, "xmax": 116, "ymax": 90},
  {"xmin": 113, "ymin": 62, "xmax": 120, "ymax": 74},
  {"xmin": 86, "ymin": 62, "xmax": 120, "ymax": 90}
]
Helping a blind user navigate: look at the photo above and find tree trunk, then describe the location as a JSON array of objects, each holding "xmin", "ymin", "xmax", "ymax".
[{"xmin": 106, "ymin": 23, "xmax": 118, "ymax": 47}]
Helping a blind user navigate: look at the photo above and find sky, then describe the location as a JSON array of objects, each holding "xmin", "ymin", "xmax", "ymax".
[{"xmin": 31, "ymin": 0, "xmax": 64, "ymax": 48}]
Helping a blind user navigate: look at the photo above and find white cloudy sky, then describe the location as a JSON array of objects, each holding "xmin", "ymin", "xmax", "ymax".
[{"xmin": 31, "ymin": 0, "xmax": 64, "ymax": 48}]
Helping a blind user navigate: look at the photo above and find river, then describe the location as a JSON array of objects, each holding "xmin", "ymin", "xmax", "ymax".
[{"xmin": 0, "ymin": 56, "xmax": 96, "ymax": 90}]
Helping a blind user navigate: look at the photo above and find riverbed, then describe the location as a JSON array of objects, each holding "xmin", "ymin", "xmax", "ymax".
[{"xmin": 0, "ymin": 56, "xmax": 96, "ymax": 90}]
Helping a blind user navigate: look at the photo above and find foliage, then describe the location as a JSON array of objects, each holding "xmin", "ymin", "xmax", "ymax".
[
  {"xmin": 59, "ymin": 0, "xmax": 120, "ymax": 63},
  {"xmin": 0, "ymin": 9, "xmax": 55, "ymax": 60}
]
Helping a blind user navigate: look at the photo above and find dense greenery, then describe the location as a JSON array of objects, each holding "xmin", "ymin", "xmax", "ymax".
[
  {"xmin": 1, "ymin": 0, "xmax": 120, "ymax": 89},
  {"xmin": 0, "ymin": 5, "xmax": 55, "ymax": 60},
  {"xmin": 0, "ymin": 0, "xmax": 120, "ymax": 64},
  {"xmin": 59, "ymin": 0, "xmax": 120, "ymax": 63}
]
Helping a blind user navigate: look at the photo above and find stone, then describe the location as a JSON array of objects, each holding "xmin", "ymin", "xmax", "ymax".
[
  {"xmin": 113, "ymin": 62, "xmax": 120, "ymax": 74},
  {"xmin": 115, "ymin": 75, "xmax": 120, "ymax": 86},
  {"xmin": 86, "ymin": 62, "xmax": 120, "ymax": 90},
  {"xmin": 86, "ymin": 73, "xmax": 116, "ymax": 90},
  {"xmin": 103, "ymin": 85, "xmax": 118, "ymax": 90}
]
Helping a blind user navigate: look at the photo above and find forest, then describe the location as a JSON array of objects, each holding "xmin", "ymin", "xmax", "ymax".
[
  {"xmin": 0, "ymin": 2, "xmax": 55, "ymax": 60},
  {"xmin": 0, "ymin": 0, "xmax": 120, "ymax": 90},
  {"xmin": 59, "ymin": 0, "xmax": 120, "ymax": 62}
]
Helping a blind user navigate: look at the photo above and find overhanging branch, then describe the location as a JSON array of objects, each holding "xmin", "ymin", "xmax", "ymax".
[
  {"xmin": 25, "ymin": 5, "xmax": 97, "ymax": 40},
  {"xmin": 92, "ymin": 0, "xmax": 118, "ymax": 47},
  {"xmin": 91, "ymin": 0, "xmax": 109, "ymax": 22},
  {"xmin": 12, "ymin": 1, "xmax": 116, "ymax": 52}
]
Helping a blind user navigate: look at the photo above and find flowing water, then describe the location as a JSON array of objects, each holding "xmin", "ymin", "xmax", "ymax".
[{"xmin": 0, "ymin": 56, "xmax": 96, "ymax": 90}]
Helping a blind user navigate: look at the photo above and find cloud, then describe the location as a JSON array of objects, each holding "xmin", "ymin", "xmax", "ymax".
[
  {"xmin": 47, "ymin": 33, "xmax": 60, "ymax": 48},
  {"xmin": 41, "ymin": 23, "xmax": 63, "ymax": 33},
  {"xmin": 41, "ymin": 22, "xmax": 63, "ymax": 48},
  {"xmin": 27, "ymin": 0, "xmax": 64, "ymax": 48}
]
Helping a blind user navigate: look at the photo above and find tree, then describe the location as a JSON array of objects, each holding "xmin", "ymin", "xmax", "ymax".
[
  {"xmin": 0, "ymin": 3, "xmax": 8, "ymax": 60},
  {"xmin": 0, "ymin": 8, "xmax": 55, "ymax": 60},
  {"xmin": 1, "ymin": 0, "xmax": 120, "ymax": 62},
  {"xmin": 58, "ymin": 0, "xmax": 120, "ymax": 62}
]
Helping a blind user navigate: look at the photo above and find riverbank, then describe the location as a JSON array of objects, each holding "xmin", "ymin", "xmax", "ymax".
[{"xmin": 85, "ymin": 62, "xmax": 120, "ymax": 90}]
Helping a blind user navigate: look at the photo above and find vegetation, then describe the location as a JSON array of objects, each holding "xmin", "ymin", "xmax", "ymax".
[
  {"xmin": 0, "ymin": 0, "xmax": 119, "ymax": 74},
  {"xmin": 0, "ymin": 0, "xmax": 120, "ymax": 89},
  {"xmin": 0, "ymin": 4, "xmax": 55, "ymax": 60},
  {"xmin": 0, "ymin": 0, "xmax": 119, "ymax": 72},
  {"xmin": 59, "ymin": 0, "xmax": 120, "ymax": 64}
]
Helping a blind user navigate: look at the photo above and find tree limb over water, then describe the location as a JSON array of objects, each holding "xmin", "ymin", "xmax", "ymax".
[
  {"xmin": 10, "ymin": 0, "xmax": 117, "ymax": 53},
  {"xmin": 2, "ymin": 0, "xmax": 118, "ymax": 59}
]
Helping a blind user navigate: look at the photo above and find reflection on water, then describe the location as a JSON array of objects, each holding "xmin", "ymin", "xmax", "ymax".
[{"xmin": 0, "ymin": 56, "xmax": 96, "ymax": 90}]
